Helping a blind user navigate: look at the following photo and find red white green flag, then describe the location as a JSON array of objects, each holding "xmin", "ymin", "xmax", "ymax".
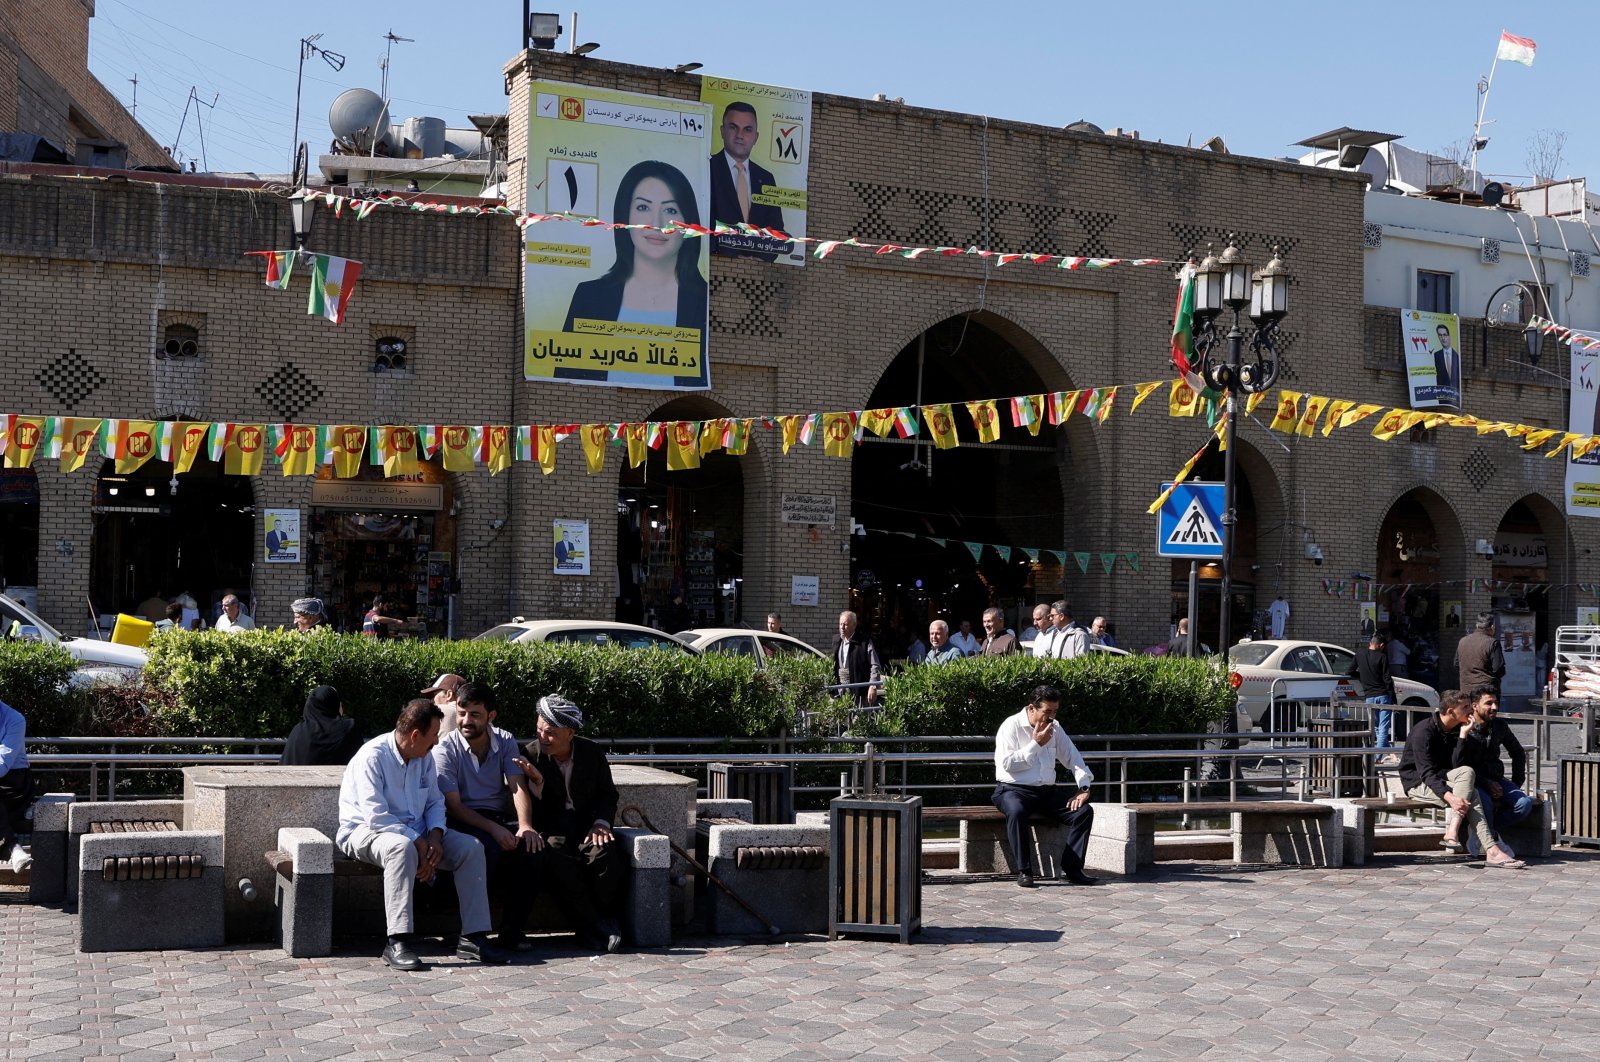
[
  {"xmin": 1496, "ymin": 30, "xmax": 1536, "ymax": 66},
  {"xmin": 245, "ymin": 251, "xmax": 297, "ymax": 290},
  {"xmin": 306, "ymin": 254, "xmax": 363, "ymax": 324}
]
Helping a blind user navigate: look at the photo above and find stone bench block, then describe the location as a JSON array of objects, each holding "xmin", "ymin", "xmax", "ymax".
[
  {"xmin": 696, "ymin": 799, "xmax": 754, "ymax": 822},
  {"xmin": 67, "ymin": 800, "xmax": 187, "ymax": 904},
  {"xmin": 959, "ymin": 817, "xmax": 1074, "ymax": 877},
  {"xmin": 1086, "ymin": 804, "xmax": 1145, "ymax": 876},
  {"xmin": 1232, "ymin": 811, "xmax": 1342, "ymax": 867},
  {"xmin": 617, "ymin": 827, "xmax": 671, "ymax": 948},
  {"xmin": 1500, "ymin": 800, "xmax": 1554, "ymax": 859},
  {"xmin": 271, "ymin": 828, "xmax": 336, "ymax": 958},
  {"xmin": 76, "ymin": 830, "xmax": 224, "ymax": 952},
  {"xmin": 27, "ymin": 793, "xmax": 74, "ymax": 904},
  {"xmin": 705, "ymin": 823, "xmax": 829, "ymax": 936}
]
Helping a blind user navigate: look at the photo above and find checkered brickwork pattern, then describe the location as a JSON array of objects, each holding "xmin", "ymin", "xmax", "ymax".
[
  {"xmin": 709, "ymin": 276, "xmax": 783, "ymax": 338},
  {"xmin": 1070, "ymin": 209, "xmax": 1117, "ymax": 258},
  {"xmin": 1462, "ymin": 447, "xmax": 1498, "ymax": 492},
  {"xmin": 256, "ymin": 362, "xmax": 326, "ymax": 421},
  {"xmin": 35, "ymin": 349, "xmax": 106, "ymax": 410}
]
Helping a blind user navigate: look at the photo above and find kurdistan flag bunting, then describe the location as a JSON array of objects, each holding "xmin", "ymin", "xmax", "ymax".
[
  {"xmin": 439, "ymin": 425, "xmax": 476, "ymax": 473},
  {"xmin": 306, "ymin": 254, "xmax": 363, "ymax": 324},
  {"xmin": 245, "ymin": 250, "xmax": 297, "ymax": 290},
  {"xmin": 1496, "ymin": 30, "xmax": 1536, "ymax": 66},
  {"xmin": 58, "ymin": 418, "xmax": 102, "ymax": 473}
]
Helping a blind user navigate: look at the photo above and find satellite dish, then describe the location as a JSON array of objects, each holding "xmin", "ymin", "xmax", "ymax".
[
  {"xmin": 329, "ymin": 88, "xmax": 391, "ymax": 153},
  {"xmin": 1064, "ymin": 120, "xmax": 1104, "ymax": 135},
  {"xmin": 1482, "ymin": 181, "xmax": 1505, "ymax": 207},
  {"xmin": 1356, "ymin": 150, "xmax": 1389, "ymax": 191}
]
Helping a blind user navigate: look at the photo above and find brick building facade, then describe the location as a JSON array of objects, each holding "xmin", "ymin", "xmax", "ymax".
[{"xmin": 0, "ymin": 47, "xmax": 1592, "ymax": 677}]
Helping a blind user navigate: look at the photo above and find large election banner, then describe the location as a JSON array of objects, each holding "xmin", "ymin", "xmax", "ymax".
[
  {"xmin": 699, "ymin": 77, "xmax": 811, "ymax": 265},
  {"xmin": 1566, "ymin": 328, "xmax": 1600, "ymax": 517},
  {"xmin": 524, "ymin": 82, "xmax": 712, "ymax": 391},
  {"xmin": 1399, "ymin": 309, "xmax": 1463, "ymax": 410}
]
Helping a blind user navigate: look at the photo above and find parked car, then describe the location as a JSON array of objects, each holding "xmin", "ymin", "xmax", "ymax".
[
  {"xmin": 1228, "ymin": 638, "xmax": 1439, "ymax": 731},
  {"xmin": 474, "ymin": 618, "xmax": 698, "ymax": 654},
  {"xmin": 677, "ymin": 628, "xmax": 827, "ymax": 667},
  {"xmin": 0, "ymin": 592, "xmax": 147, "ymax": 679}
]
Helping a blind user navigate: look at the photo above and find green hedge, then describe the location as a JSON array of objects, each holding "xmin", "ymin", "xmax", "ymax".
[
  {"xmin": 0, "ymin": 640, "xmax": 86, "ymax": 736},
  {"xmin": 870, "ymin": 652, "xmax": 1234, "ymax": 738}
]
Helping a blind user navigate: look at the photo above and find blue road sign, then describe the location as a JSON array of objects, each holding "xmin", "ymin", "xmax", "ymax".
[{"xmin": 1157, "ymin": 481, "xmax": 1226, "ymax": 559}]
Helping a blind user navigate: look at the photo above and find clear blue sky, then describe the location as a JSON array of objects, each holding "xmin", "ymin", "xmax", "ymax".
[{"xmin": 89, "ymin": 0, "xmax": 1587, "ymax": 188}]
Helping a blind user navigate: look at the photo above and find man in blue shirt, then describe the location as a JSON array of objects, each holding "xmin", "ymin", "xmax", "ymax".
[
  {"xmin": 1, "ymin": 699, "xmax": 31, "ymax": 872},
  {"xmin": 337, "ymin": 699, "xmax": 508, "ymax": 970},
  {"xmin": 431, "ymin": 682, "xmax": 542, "ymax": 950}
]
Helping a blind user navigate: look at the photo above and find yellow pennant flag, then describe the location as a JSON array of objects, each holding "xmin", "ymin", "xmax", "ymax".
[
  {"xmin": 1546, "ymin": 432, "xmax": 1582, "ymax": 458},
  {"xmin": 58, "ymin": 418, "xmax": 102, "ymax": 473},
  {"xmin": 224, "ymin": 424, "xmax": 268, "ymax": 476},
  {"xmin": 822, "ymin": 412, "xmax": 856, "ymax": 457},
  {"xmin": 379, "ymin": 425, "xmax": 420, "ymax": 478},
  {"xmin": 439, "ymin": 426, "xmax": 475, "ymax": 473},
  {"xmin": 625, "ymin": 423, "xmax": 649, "ymax": 468},
  {"xmin": 699, "ymin": 419, "xmax": 726, "ymax": 457},
  {"xmin": 1339, "ymin": 403, "xmax": 1384, "ymax": 429},
  {"xmin": 667, "ymin": 421, "xmax": 701, "ymax": 470},
  {"xmin": 778, "ymin": 415, "xmax": 805, "ymax": 454},
  {"xmin": 1245, "ymin": 390, "xmax": 1269, "ymax": 416},
  {"xmin": 860, "ymin": 408, "xmax": 896, "ymax": 437},
  {"xmin": 923, "ymin": 403, "xmax": 960, "ymax": 449},
  {"xmin": 1295, "ymin": 395, "xmax": 1328, "ymax": 437},
  {"xmin": 533, "ymin": 425, "xmax": 557, "ymax": 475},
  {"xmin": 326, "ymin": 425, "xmax": 368, "ymax": 479},
  {"xmin": 581, "ymin": 423, "xmax": 610, "ymax": 474},
  {"xmin": 173, "ymin": 421, "xmax": 209, "ymax": 474},
  {"xmin": 1475, "ymin": 420, "xmax": 1507, "ymax": 436},
  {"xmin": 1268, "ymin": 391, "xmax": 1302, "ymax": 433},
  {"xmin": 481, "ymin": 425, "xmax": 512, "ymax": 475},
  {"xmin": 1169, "ymin": 380, "xmax": 1200, "ymax": 418},
  {"xmin": 1502, "ymin": 424, "xmax": 1530, "ymax": 439},
  {"xmin": 726, "ymin": 418, "xmax": 753, "ymax": 456},
  {"xmin": 280, "ymin": 424, "xmax": 319, "ymax": 476},
  {"xmin": 4, "ymin": 416, "xmax": 48, "ymax": 469},
  {"xmin": 1370, "ymin": 408, "xmax": 1412, "ymax": 441},
  {"xmin": 964, "ymin": 400, "xmax": 1001, "ymax": 443},
  {"xmin": 1321, "ymin": 400, "xmax": 1353, "ymax": 437},
  {"xmin": 1131, "ymin": 381, "xmax": 1164, "ymax": 414},
  {"xmin": 1575, "ymin": 437, "xmax": 1600, "ymax": 459},
  {"xmin": 1521, "ymin": 428, "xmax": 1560, "ymax": 450}
]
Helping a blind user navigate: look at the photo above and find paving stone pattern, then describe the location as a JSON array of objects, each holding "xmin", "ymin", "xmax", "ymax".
[{"xmin": 6, "ymin": 851, "xmax": 1600, "ymax": 1059}]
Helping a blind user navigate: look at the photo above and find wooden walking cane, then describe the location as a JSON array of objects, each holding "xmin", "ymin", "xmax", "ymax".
[{"xmin": 618, "ymin": 804, "xmax": 780, "ymax": 936}]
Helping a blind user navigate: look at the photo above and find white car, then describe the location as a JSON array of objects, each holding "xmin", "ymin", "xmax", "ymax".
[
  {"xmin": 677, "ymin": 628, "xmax": 827, "ymax": 667},
  {"xmin": 474, "ymin": 618, "xmax": 698, "ymax": 654},
  {"xmin": 0, "ymin": 593, "xmax": 148, "ymax": 678},
  {"xmin": 1228, "ymin": 638, "xmax": 1439, "ymax": 731}
]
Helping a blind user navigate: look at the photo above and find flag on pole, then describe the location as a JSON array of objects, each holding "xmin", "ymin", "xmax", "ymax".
[
  {"xmin": 1496, "ymin": 30, "xmax": 1536, "ymax": 66},
  {"xmin": 306, "ymin": 254, "xmax": 363, "ymax": 324}
]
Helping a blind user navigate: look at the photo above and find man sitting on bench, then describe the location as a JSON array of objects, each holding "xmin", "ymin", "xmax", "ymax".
[
  {"xmin": 991, "ymin": 684, "xmax": 1099, "ymax": 888},
  {"xmin": 1398, "ymin": 689, "xmax": 1526, "ymax": 870},
  {"xmin": 1453, "ymin": 685, "xmax": 1535, "ymax": 854},
  {"xmin": 337, "ymin": 699, "xmax": 510, "ymax": 970}
]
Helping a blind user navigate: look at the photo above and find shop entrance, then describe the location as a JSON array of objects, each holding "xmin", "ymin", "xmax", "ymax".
[
  {"xmin": 307, "ymin": 461, "xmax": 457, "ymax": 637},
  {"xmin": 1491, "ymin": 495, "xmax": 1565, "ymax": 702},
  {"xmin": 89, "ymin": 458, "xmax": 254, "ymax": 623},
  {"xmin": 0, "ymin": 469, "xmax": 39, "ymax": 606},
  {"xmin": 616, "ymin": 400, "xmax": 745, "ymax": 632},
  {"xmin": 1376, "ymin": 488, "xmax": 1462, "ymax": 690}
]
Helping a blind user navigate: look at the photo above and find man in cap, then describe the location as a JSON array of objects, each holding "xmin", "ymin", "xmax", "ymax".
[
  {"xmin": 430, "ymin": 682, "xmax": 542, "ymax": 950},
  {"xmin": 520, "ymin": 694, "xmax": 624, "ymax": 953},
  {"xmin": 290, "ymin": 597, "xmax": 325, "ymax": 633},
  {"xmin": 422, "ymin": 673, "xmax": 466, "ymax": 736},
  {"xmin": 337, "ymin": 699, "xmax": 510, "ymax": 970}
]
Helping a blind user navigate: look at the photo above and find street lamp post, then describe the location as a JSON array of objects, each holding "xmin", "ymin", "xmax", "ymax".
[
  {"xmin": 1194, "ymin": 239, "xmax": 1291, "ymax": 658},
  {"xmin": 1481, "ymin": 281, "xmax": 1547, "ymax": 368}
]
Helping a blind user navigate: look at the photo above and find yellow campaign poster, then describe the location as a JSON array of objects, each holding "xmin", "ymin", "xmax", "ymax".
[
  {"xmin": 1399, "ymin": 308, "xmax": 1462, "ymax": 410},
  {"xmin": 1566, "ymin": 328, "xmax": 1600, "ymax": 518},
  {"xmin": 524, "ymin": 81, "xmax": 712, "ymax": 391},
  {"xmin": 699, "ymin": 77, "xmax": 811, "ymax": 265}
]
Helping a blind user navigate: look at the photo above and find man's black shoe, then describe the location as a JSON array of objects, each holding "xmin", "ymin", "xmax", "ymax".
[
  {"xmin": 382, "ymin": 941, "xmax": 424, "ymax": 971},
  {"xmin": 456, "ymin": 935, "xmax": 510, "ymax": 964},
  {"xmin": 1065, "ymin": 873, "xmax": 1102, "ymax": 887},
  {"xmin": 599, "ymin": 918, "xmax": 623, "ymax": 954},
  {"xmin": 1016, "ymin": 872, "xmax": 1037, "ymax": 888}
]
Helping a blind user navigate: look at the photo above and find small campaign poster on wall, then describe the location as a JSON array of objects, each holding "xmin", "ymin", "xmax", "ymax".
[
  {"xmin": 553, "ymin": 519, "xmax": 590, "ymax": 576},
  {"xmin": 1566, "ymin": 329, "xmax": 1600, "ymax": 518},
  {"xmin": 264, "ymin": 508, "xmax": 301, "ymax": 563},
  {"xmin": 699, "ymin": 76, "xmax": 811, "ymax": 264},
  {"xmin": 1399, "ymin": 309, "xmax": 1462, "ymax": 410}
]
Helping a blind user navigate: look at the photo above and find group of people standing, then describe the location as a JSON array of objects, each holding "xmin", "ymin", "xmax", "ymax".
[{"xmin": 280, "ymin": 674, "xmax": 625, "ymax": 969}]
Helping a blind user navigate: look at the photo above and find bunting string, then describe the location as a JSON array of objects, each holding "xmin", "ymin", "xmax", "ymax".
[{"xmin": 858, "ymin": 527, "xmax": 1139, "ymax": 575}]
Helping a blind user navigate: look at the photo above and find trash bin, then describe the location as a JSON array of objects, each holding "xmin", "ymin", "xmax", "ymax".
[
  {"xmin": 1558, "ymin": 754, "xmax": 1600, "ymax": 846},
  {"xmin": 1310, "ymin": 716, "xmax": 1368, "ymax": 798},
  {"xmin": 828, "ymin": 794, "xmax": 921, "ymax": 943},
  {"xmin": 708, "ymin": 763, "xmax": 793, "ymax": 825}
]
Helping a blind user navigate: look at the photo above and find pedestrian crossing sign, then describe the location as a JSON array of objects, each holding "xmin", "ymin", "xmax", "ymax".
[{"xmin": 1157, "ymin": 481, "xmax": 1226, "ymax": 558}]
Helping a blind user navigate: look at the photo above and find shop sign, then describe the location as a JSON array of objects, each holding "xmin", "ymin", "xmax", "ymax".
[
  {"xmin": 1493, "ymin": 532, "xmax": 1547, "ymax": 568},
  {"xmin": 310, "ymin": 481, "xmax": 443, "ymax": 511},
  {"xmin": 781, "ymin": 493, "xmax": 835, "ymax": 527}
]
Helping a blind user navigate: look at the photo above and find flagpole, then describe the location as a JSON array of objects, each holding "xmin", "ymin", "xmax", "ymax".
[{"xmin": 1468, "ymin": 33, "xmax": 1503, "ymax": 183}]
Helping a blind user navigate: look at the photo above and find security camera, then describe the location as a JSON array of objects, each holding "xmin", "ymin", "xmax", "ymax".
[{"xmin": 1305, "ymin": 543, "xmax": 1324, "ymax": 565}]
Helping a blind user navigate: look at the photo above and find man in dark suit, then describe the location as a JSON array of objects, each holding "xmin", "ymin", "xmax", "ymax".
[
  {"xmin": 521, "ymin": 695, "xmax": 624, "ymax": 953},
  {"xmin": 710, "ymin": 101, "xmax": 787, "ymax": 261},
  {"xmin": 1430, "ymin": 323, "xmax": 1462, "ymax": 407},
  {"xmin": 829, "ymin": 610, "xmax": 882, "ymax": 707}
]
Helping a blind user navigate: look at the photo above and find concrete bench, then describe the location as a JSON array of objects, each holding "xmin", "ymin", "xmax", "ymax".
[
  {"xmin": 25, "ymin": 793, "xmax": 75, "ymax": 904},
  {"xmin": 923, "ymin": 805, "xmax": 1079, "ymax": 878},
  {"xmin": 75, "ymin": 821, "xmax": 224, "ymax": 952},
  {"xmin": 1321, "ymin": 795, "xmax": 1554, "ymax": 865},
  {"xmin": 262, "ymin": 825, "xmax": 672, "ymax": 958},
  {"xmin": 1088, "ymin": 801, "xmax": 1343, "ymax": 874},
  {"xmin": 703, "ymin": 821, "xmax": 829, "ymax": 935},
  {"xmin": 65, "ymin": 800, "xmax": 188, "ymax": 905}
]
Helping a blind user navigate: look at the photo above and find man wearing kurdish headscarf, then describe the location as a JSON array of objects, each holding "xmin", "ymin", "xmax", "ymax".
[
  {"xmin": 281, "ymin": 686, "xmax": 365, "ymax": 767},
  {"xmin": 290, "ymin": 597, "xmax": 327, "ymax": 633},
  {"xmin": 519, "ymin": 694, "xmax": 624, "ymax": 954}
]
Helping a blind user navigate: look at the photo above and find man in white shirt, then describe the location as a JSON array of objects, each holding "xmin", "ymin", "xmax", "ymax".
[
  {"xmin": 337, "ymin": 699, "xmax": 508, "ymax": 971},
  {"xmin": 214, "ymin": 594, "xmax": 254, "ymax": 633},
  {"xmin": 1020, "ymin": 603, "xmax": 1049, "ymax": 649},
  {"xmin": 990, "ymin": 684, "xmax": 1099, "ymax": 888},
  {"xmin": 950, "ymin": 619, "xmax": 981, "ymax": 657}
]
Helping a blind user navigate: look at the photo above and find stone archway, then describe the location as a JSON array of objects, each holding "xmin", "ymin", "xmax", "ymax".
[
  {"xmin": 1492, "ymin": 493, "xmax": 1569, "ymax": 700},
  {"xmin": 1376, "ymin": 486, "xmax": 1466, "ymax": 690},
  {"xmin": 0, "ymin": 469, "xmax": 40, "ymax": 603}
]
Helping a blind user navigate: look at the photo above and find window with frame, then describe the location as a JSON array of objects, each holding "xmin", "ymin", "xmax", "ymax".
[{"xmin": 1416, "ymin": 271, "xmax": 1452, "ymax": 313}]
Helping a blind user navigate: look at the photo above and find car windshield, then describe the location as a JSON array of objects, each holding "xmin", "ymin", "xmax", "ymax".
[
  {"xmin": 763, "ymin": 638, "xmax": 814, "ymax": 657},
  {"xmin": 1229, "ymin": 644, "xmax": 1276, "ymax": 666},
  {"xmin": 704, "ymin": 635, "xmax": 758, "ymax": 657},
  {"xmin": 1322, "ymin": 646, "xmax": 1357, "ymax": 675},
  {"xmin": 0, "ymin": 595, "xmax": 63, "ymax": 643},
  {"xmin": 544, "ymin": 629, "xmax": 691, "ymax": 652},
  {"xmin": 474, "ymin": 625, "xmax": 527, "ymax": 642}
]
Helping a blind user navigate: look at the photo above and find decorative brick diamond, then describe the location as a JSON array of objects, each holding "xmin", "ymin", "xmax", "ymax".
[
  {"xmin": 851, "ymin": 182, "xmax": 900, "ymax": 241},
  {"xmin": 904, "ymin": 189, "xmax": 955, "ymax": 246},
  {"xmin": 1462, "ymin": 447, "xmax": 1497, "ymax": 491},
  {"xmin": 35, "ymin": 349, "xmax": 106, "ymax": 410},
  {"xmin": 256, "ymin": 361, "xmax": 324, "ymax": 420},
  {"xmin": 1017, "ymin": 203, "xmax": 1067, "ymax": 256},
  {"xmin": 710, "ymin": 276, "xmax": 782, "ymax": 338}
]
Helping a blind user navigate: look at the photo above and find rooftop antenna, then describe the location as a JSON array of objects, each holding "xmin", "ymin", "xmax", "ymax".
[
  {"xmin": 128, "ymin": 74, "xmax": 138, "ymax": 119},
  {"xmin": 291, "ymin": 33, "xmax": 346, "ymax": 175},
  {"xmin": 379, "ymin": 29, "xmax": 413, "ymax": 101},
  {"xmin": 1469, "ymin": 30, "xmax": 1538, "ymax": 183},
  {"xmin": 168, "ymin": 87, "xmax": 217, "ymax": 170}
]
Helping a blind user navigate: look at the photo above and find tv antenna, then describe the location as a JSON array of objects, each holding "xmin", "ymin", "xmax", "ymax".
[
  {"xmin": 169, "ymin": 86, "xmax": 218, "ymax": 171},
  {"xmin": 379, "ymin": 29, "xmax": 413, "ymax": 101},
  {"xmin": 128, "ymin": 74, "xmax": 138, "ymax": 119},
  {"xmin": 291, "ymin": 33, "xmax": 346, "ymax": 176}
]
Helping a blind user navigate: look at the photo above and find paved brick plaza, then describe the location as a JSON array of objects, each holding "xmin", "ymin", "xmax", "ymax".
[{"xmin": 6, "ymin": 851, "xmax": 1600, "ymax": 1059}]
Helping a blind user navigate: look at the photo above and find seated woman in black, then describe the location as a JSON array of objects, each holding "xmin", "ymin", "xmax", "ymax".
[{"xmin": 280, "ymin": 685, "xmax": 364, "ymax": 767}]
